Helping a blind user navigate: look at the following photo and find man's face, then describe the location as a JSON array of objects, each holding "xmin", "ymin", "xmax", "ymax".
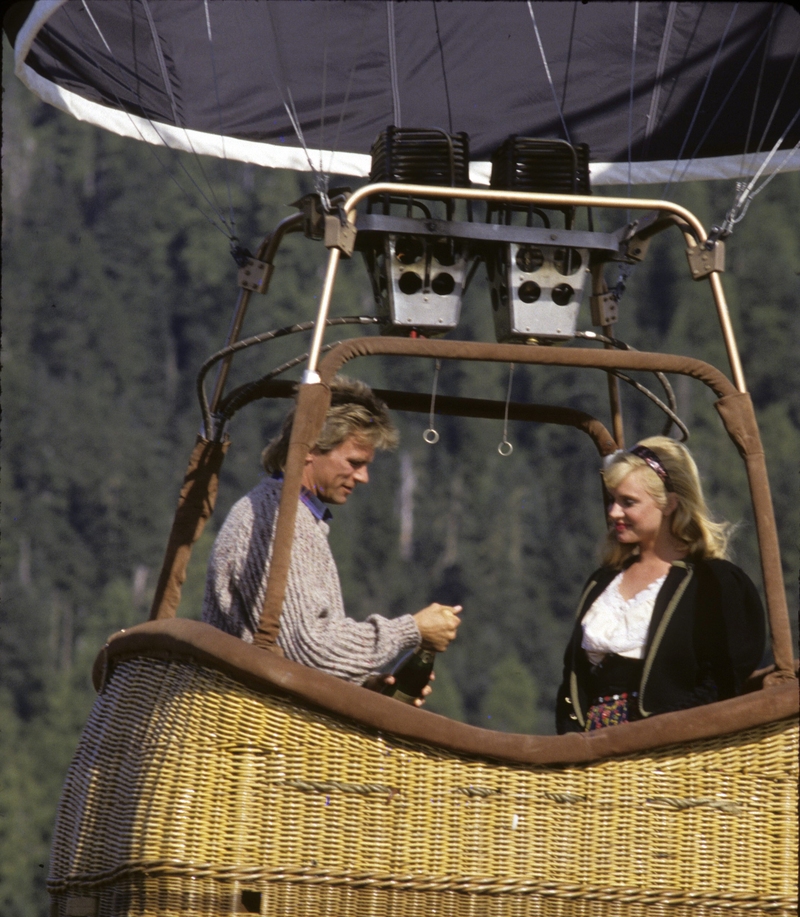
[{"xmin": 302, "ymin": 435, "xmax": 375, "ymax": 504}]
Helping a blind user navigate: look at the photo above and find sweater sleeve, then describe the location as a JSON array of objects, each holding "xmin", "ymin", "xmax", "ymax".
[
  {"xmin": 203, "ymin": 479, "xmax": 421, "ymax": 684},
  {"xmin": 277, "ymin": 501, "xmax": 421, "ymax": 684}
]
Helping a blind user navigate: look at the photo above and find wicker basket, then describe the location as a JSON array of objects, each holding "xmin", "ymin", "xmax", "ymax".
[{"xmin": 49, "ymin": 655, "xmax": 797, "ymax": 917}]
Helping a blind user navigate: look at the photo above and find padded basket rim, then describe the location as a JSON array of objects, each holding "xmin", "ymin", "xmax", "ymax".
[{"xmin": 93, "ymin": 619, "xmax": 799, "ymax": 767}]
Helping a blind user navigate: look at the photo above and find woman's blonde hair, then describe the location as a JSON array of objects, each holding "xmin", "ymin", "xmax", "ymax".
[
  {"xmin": 601, "ymin": 435, "xmax": 732, "ymax": 568},
  {"xmin": 261, "ymin": 376, "xmax": 399, "ymax": 473}
]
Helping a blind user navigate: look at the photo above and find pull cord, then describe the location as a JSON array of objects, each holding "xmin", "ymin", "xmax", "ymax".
[
  {"xmin": 498, "ymin": 364, "xmax": 515, "ymax": 456},
  {"xmin": 424, "ymin": 360, "xmax": 441, "ymax": 444}
]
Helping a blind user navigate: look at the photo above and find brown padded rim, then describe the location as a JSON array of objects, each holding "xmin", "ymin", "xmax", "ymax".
[
  {"xmin": 94, "ymin": 619, "xmax": 798, "ymax": 768},
  {"xmin": 317, "ymin": 337, "xmax": 739, "ymax": 398},
  {"xmin": 715, "ymin": 393, "xmax": 795, "ymax": 680}
]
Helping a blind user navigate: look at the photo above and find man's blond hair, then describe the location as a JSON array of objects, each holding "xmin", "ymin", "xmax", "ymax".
[{"xmin": 262, "ymin": 376, "xmax": 398, "ymax": 473}]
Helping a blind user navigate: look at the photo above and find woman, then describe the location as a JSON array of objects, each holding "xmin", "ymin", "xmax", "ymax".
[{"xmin": 556, "ymin": 436, "xmax": 766, "ymax": 733}]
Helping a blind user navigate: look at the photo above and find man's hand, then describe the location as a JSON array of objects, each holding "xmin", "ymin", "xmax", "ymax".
[
  {"xmin": 413, "ymin": 603, "xmax": 463, "ymax": 652},
  {"xmin": 363, "ymin": 671, "xmax": 435, "ymax": 706}
]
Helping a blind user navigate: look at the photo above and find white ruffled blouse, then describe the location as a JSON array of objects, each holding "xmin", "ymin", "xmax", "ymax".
[{"xmin": 581, "ymin": 572, "xmax": 667, "ymax": 665}]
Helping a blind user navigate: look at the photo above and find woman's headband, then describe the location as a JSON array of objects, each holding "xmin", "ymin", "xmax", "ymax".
[
  {"xmin": 603, "ymin": 444, "xmax": 673, "ymax": 491},
  {"xmin": 628, "ymin": 445, "xmax": 673, "ymax": 491}
]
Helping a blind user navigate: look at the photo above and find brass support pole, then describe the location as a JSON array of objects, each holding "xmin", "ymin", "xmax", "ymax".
[{"xmin": 709, "ymin": 271, "xmax": 746, "ymax": 392}]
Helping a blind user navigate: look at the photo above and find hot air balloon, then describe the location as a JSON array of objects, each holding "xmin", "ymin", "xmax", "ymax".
[{"xmin": 6, "ymin": 2, "xmax": 799, "ymax": 915}]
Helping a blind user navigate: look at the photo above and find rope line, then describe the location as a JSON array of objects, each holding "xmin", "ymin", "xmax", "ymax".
[
  {"xmin": 140, "ymin": 0, "xmax": 179, "ymax": 125},
  {"xmin": 387, "ymin": 1, "xmax": 402, "ymax": 128},
  {"xmin": 726, "ymin": 129, "xmax": 800, "ymax": 229},
  {"xmin": 498, "ymin": 364, "xmax": 514, "ymax": 456},
  {"xmin": 626, "ymin": 2, "xmax": 639, "ymax": 215},
  {"xmin": 263, "ymin": 3, "xmax": 326, "ymax": 200},
  {"xmin": 642, "ymin": 2, "xmax": 677, "ymax": 158},
  {"xmin": 48, "ymin": 861, "xmax": 794, "ymax": 907},
  {"xmin": 527, "ymin": 2, "xmax": 571, "ymax": 144},
  {"xmin": 741, "ymin": 5, "xmax": 774, "ymax": 175},
  {"xmin": 74, "ymin": 1, "xmax": 233, "ymax": 239},
  {"xmin": 677, "ymin": 15, "xmax": 776, "ymax": 187},
  {"xmin": 754, "ymin": 43, "xmax": 800, "ymax": 162},
  {"xmin": 139, "ymin": 0, "xmax": 233, "ymax": 231},
  {"xmin": 203, "ymin": 0, "xmax": 236, "ymax": 237},
  {"xmin": 432, "ymin": 1, "xmax": 453, "ymax": 135},
  {"xmin": 662, "ymin": 3, "xmax": 739, "ymax": 198},
  {"xmin": 195, "ymin": 317, "xmax": 379, "ymax": 433},
  {"xmin": 327, "ymin": 7, "xmax": 370, "ymax": 178},
  {"xmin": 318, "ymin": 2, "xmax": 331, "ymax": 179},
  {"xmin": 560, "ymin": 3, "xmax": 578, "ymax": 113},
  {"xmin": 283, "ymin": 779, "xmax": 398, "ymax": 797}
]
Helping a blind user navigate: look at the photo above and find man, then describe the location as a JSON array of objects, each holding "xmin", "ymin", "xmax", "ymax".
[{"xmin": 202, "ymin": 376, "xmax": 462, "ymax": 689}]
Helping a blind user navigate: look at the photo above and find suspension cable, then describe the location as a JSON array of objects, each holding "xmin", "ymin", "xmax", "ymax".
[
  {"xmin": 662, "ymin": 3, "xmax": 739, "ymax": 198},
  {"xmin": 326, "ymin": 7, "xmax": 370, "ymax": 178},
  {"xmin": 626, "ymin": 2, "xmax": 639, "ymax": 220},
  {"xmin": 527, "ymin": 1, "xmax": 571, "ymax": 144},
  {"xmin": 754, "ymin": 44, "xmax": 800, "ymax": 162},
  {"xmin": 677, "ymin": 14, "xmax": 777, "ymax": 188},
  {"xmin": 139, "ymin": 0, "xmax": 235, "ymax": 235},
  {"xmin": 740, "ymin": 4, "xmax": 774, "ymax": 176},
  {"xmin": 263, "ymin": 3, "xmax": 331, "ymax": 208},
  {"xmin": 202, "ymin": 0, "xmax": 236, "ymax": 238},
  {"xmin": 74, "ymin": 0, "xmax": 235, "ymax": 240},
  {"xmin": 387, "ymin": 1, "xmax": 402, "ymax": 128},
  {"xmin": 641, "ymin": 2, "xmax": 677, "ymax": 162},
  {"xmin": 432, "ymin": 1, "xmax": 453, "ymax": 135}
]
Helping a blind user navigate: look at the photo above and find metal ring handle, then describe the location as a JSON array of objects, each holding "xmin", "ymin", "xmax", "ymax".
[
  {"xmin": 498, "ymin": 440, "xmax": 513, "ymax": 456},
  {"xmin": 424, "ymin": 428, "xmax": 440, "ymax": 445}
]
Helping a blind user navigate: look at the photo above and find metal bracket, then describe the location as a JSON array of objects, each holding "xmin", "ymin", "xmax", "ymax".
[
  {"xmin": 324, "ymin": 213, "xmax": 357, "ymax": 256},
  {"xmin": 590, "ymin": 291, "xmax": 619, "ymax": 326},
  {"xmin": 623, "ymin": 234, "xmax": 652, "ymax": 263},
  {"xmin": 237, "ymin": 257, "xmax": 273, "ymax": 293},
  {"xmin": 686, "ymin": 240, "xmax": 725, "ymax": 280}
]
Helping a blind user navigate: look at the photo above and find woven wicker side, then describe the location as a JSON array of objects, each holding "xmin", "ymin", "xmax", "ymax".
[{"xmin": 49, "ymin": 657, "xmax": 798, "ymax": 917}]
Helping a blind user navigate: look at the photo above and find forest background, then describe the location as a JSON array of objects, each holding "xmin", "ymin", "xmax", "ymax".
[{"xmin": 2, "ymin": 38, "xmax": 799, "ymax": 917}]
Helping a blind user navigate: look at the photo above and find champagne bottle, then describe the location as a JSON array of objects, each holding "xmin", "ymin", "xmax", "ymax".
[{"xmin": 382, "ymin": 648, "xmax": 435, "ymax": 704}]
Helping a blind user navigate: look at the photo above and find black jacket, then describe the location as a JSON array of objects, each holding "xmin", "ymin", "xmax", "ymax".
[{"xmin": 556, "ymin": 559, "xmax": 766, "ymax": 734}]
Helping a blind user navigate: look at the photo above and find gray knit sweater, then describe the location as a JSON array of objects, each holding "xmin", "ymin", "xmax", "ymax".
[{"xmin": 202, "ymin": 477, "xmax": 420, "ymax": 684}]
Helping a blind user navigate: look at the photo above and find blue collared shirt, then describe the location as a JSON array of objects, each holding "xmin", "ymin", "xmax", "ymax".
[{"xmin": 271, "ymin": 473, "xmax": 332, "ymax": 522}]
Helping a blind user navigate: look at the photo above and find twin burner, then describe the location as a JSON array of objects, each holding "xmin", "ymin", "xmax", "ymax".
[{"xmin": 359, "ymin": 128, "xmax": 601, "ymax": 342}]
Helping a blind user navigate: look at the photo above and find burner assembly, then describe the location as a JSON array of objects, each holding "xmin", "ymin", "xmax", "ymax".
[
  {"xmin": 340, "ymin": 128, "xmax": 620, "ymax": 342},
  {"xmin": 487, "ymin": 138, "xmax": 593, "ymax": 342},
  {"xmin": 361, "ymin": 128, "xmax": 472, "ymax": 335}
]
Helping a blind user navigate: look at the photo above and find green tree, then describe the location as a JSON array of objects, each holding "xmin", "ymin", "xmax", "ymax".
[{"xmin": 479, "ymin": 652, "xmax": 541, "ymax": 733}]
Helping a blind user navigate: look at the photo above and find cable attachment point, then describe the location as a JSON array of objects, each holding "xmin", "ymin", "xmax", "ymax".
[
  {"xmin": 686, "ymin": 238, "xmax": 725, "ymax": 280},
  {"xmin": 323, "ymin": 205, "xmax": 357, "ymax": 257},
  {"xmin": 238, "ymin": 256, "xmax": 273, "ymax": 294},
  {"xmin": 229, "ymin": 238, "xmax": 254, "ymax": 267}
]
